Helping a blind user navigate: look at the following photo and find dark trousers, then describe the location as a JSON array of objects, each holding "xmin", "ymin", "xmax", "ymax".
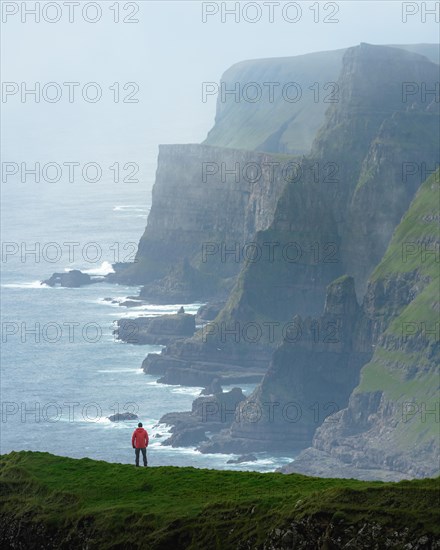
[{"xmin": 135, "ymin": 447, "xmax": 147, "ymax": 466}]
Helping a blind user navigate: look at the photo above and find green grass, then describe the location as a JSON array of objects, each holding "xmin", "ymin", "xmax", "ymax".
[
  {"xmin": 0, "ymin": 452, "xmax": 439, "ymax": 549},
  {"xmin": 351, "ymin": 171, "xmax": 439, "ymax": 453},
  {"xmin": 387, "ymin": 279, "xmax": 440, "ymax": 339},
  {"xmin": 371, "ymin": 170, "xmax": 440, "ymax": 281},
  {"xmin": 356, "ymin": 356, "xmax": 438, "ymax": 401},
  {"xmin": 355, "ymin": 112, "xmax": 440, "ymax": 193},
  {"xmin": 357, "ymin": 356, "xmax": 439, "ymax": 448}
]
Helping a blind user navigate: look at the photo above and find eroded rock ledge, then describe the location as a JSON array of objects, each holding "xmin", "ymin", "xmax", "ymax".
[{"xmin": 115, "ymin": 313, "xmax": 195, "ymax": 345}]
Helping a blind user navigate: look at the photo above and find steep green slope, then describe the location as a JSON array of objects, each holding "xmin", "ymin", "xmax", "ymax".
[
  {"xmin": 370, "ymin": 170, "xmax": 439, "ymax": 281},
  {"xmin": 0, "ymin": 452, "xmax": 439, "ymax": 549},
  {"xmin": 355, "ymin": 170, "xmax": 439, "ymax": 450},
  {"xmin": 288, "ymin": 170, "xmax": 439, "ymax": 479}
]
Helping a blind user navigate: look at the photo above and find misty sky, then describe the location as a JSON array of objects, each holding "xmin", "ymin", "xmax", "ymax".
[{"xmin": 2, "ymin": 1, "xmax": 439, "ymax": 162}]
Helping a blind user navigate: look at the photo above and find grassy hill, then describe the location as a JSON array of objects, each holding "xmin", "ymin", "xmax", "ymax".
[
  {"xmin": 0, "ymin": 451, "xmax": 439, "ymax": 549},
  {"xmin": 204, "ymin": 44, "xmax": 439, "ymax": 154}
]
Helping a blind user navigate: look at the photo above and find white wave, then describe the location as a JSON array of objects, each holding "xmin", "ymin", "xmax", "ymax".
[
  {"xmin": 150, "ymin": 422, "xmax": 169, "ymax": 431},
  {"xmin": 223, "ymin": 383, "xmax": 257, "ymax": 396},
  {"xmin": 79, "ymin": 416, "xmax": 111, "ymax": 425},
  {"xmin": 2, "ymin": 280, "xmax": 50, "ymax": 289},
  {"xmin": 113, "ymin": 205, "xmax": 148, "ymax": 212},
  {"xmin": 116, "ymin": 303, "xmax": 203, "ymax": 316},
  {"xmin": 171, "ymin": 386, "xmax": 204, "ymax": 396},
  {"xmin": 97, "ymin": 368, "xmax": 141, "ymax": 373},
  {"xmin": 96, "ymin": 416, "xmax": 113, "ymax": 424},
  {"xmin": 145, "ymin": 381, "xmax": 171, "ymax": 388},
  {"xmin": 101, "ymin": 300, "xmax": 125, "ymax": 308},
  {"xmin": 101, "ymin": 296, "xmax": 146, "ymax": 311},
  {"xmin": 145, "ymin": 381, "xmax": 200, "ymax": 393},
  {"xmin": 81, "ymin": 261, "xmax": 115, "ymax": 276},
  {"xmin": 154, "ymin": 445, "xmax": 203, "ymax": 455}
]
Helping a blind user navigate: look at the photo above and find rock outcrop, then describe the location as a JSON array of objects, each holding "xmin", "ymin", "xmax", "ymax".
[
  {"xmin": 198, "ymin": 276, "xmax": 372, "ymax": 453},
  {"xmin": 281, "ymin": 170, "xmax": 440, "ymax": 479},
  {"xmin": 108, "ymin": 412, "xmax": 138, "ymax": 422},
  {"xmin": 142, "ymin": 339, "xmax": 269, "ymax": 387},
  {"xmin": 42, "ymin": 270, "xmax": 97, "ymax": 288},
  {"xmin": 115, "ymin": 313, "xmax": 195, "ymax": 345},
  {"xmin": 160, "ymin": 387, "xmax": 246, "ymax": 447},
  {"xmin": 196, "ymin": 302, "xmax": 226, "ymax": 322}
]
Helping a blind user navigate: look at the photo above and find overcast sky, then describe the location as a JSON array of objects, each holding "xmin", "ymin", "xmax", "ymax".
[{"xmin": 2, "ymin": 1, "xmax": 439, "ymax": 159}]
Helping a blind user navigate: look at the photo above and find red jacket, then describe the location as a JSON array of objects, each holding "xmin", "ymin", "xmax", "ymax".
[{"xmin": 132, "ymin": 427, "xmax": 149, "ymax": 449}]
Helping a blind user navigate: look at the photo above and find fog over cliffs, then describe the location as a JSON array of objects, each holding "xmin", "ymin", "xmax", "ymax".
[{"xmin": 110, "ymin": 43, "xmax": 439, "ymax": 480}]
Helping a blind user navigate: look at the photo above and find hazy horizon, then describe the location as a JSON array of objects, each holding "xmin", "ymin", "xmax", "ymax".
[{"xmin": 2, "ymin": 1, "xmax": 439, "ymax": 158}]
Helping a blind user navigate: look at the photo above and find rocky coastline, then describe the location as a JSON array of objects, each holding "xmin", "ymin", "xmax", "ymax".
[{"xmin": 39, "ymin": 43, "xmax": 440, "ymax": 480}]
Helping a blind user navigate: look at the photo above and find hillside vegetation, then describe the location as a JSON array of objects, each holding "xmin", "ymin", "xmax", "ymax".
[{"xmin": 0, "ymin": 452, "xmax": 439, "ymax": 549}]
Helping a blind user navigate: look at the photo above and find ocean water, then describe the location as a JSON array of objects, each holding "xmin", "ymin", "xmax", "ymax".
[{"xmin": 0, "ymin": 147, "xmax": 293, "ymax": 472}]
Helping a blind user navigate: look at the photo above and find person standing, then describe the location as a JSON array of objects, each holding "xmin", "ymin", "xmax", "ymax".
[{"xmin": 132, "ymin": 422, "xmax": 149, "ymax": 467}]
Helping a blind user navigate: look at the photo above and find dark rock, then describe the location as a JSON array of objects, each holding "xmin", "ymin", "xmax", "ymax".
[
  {"xmin": 43, "ymin": 270, "xmax": 95, "ymax": 288},
  {"xmin": 200, "ymin": 378, "xmax": 222, "ymax": 395},
  {"xmin": 199, "ymin": 276, "xmax": 372, "ymax": 454},
  {"xmin": 196, "ymin": 302, "xmax": 225, "ymax": 321},
  {"xmin": 191, "ymin": 387, "xmax": 245, "ymax": 420},
  {"xmin": 110, "ymin": 142, "xmax": 287, "ymax": 301},
  {"xmin": 162, "ymin": 427, "xmax": 208, "ymax": 447},
  {"xmin": 142, "ymin": 338, "xmax": 270, "ymax": 387},
  {"xmin": 108, "ymin": 412, "xmax": 138, "ymax": 422},
  {"xmin": 119, "ymin": 300, "xmax": 143, "ymax": 308},
  {"xmin": 226, "ymin": 454, "xmax": 257, "ymax": 464},
  {"xmin": 160, "ymin": 388, "xmax": 246, "ymax": 448},
  {"xmin": 115, "ymin": 314, "xmax": 195, "ymax": 345}
]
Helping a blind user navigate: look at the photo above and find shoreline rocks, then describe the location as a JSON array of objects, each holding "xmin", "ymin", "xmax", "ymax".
[
  {"xmin": 196, "ymin": 302, "xmax": 226, "ymax": 322},
  {"xmin": 198, "ymin": 276, "xmax": 373, "ymax": 455},
  {"xmin": 42, "ymin": 270, "xmax": 101, "ymax": 288},
  {"xmin": 142, "ymin": 338, "xmax": 271, "ymax": 387},
  {"xmin": 160, "ymin": 387, "xmax": 246, "ymax": 448},
  {"xmin": 115, "ymin": 313, "xmax": 196, "ymax": 345},
  {"xmin": 108, "ymin": 412, "xmax": 138, "ymax": 422}
]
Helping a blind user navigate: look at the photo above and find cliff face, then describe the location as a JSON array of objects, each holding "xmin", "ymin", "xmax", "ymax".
[
  {"xmin": 216, "ymin": 44, "xmax": 439, "ymax": 325},
  {"xmin": 334, "ymin": 44, "xmax": 440, "ymax": 297},
  {"xmin": 204, "ymin": 43, "xmax": 439, "ymax": 154},
  {"xmin": 198, "ymin": 276, "xmax": 373, "ymax": 453},
  {"xmin": 341, "ymin": 105, "xmax": 440, "ymax": 294},
  {"xmin": 204, "ymin": 48, "xmax": 346, "ymax": 154},
  {"xmin": 283, "ymin": 170, "xmax": 440, "ymax": 479},
  {"xmin": 205, "ymin": 170, "xmax": 439, "ymax": 474},
  {"xmin": 109, "ymin": 44, "xmax": 439, "ymax": 477},
  {"xmin": 113, "ymin": 43, "xmax": 439, "ymax": 302},
  {"xmin": 138, "ymin": 45, "xmax": 439, "ymax": 439},
  {"xmin": 114, "ymin": 144, "xmax": 288, "ymax": 297},
  {"xmin": 193, "ymin": 44, "xmax": 439, "ymax": 464}
]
